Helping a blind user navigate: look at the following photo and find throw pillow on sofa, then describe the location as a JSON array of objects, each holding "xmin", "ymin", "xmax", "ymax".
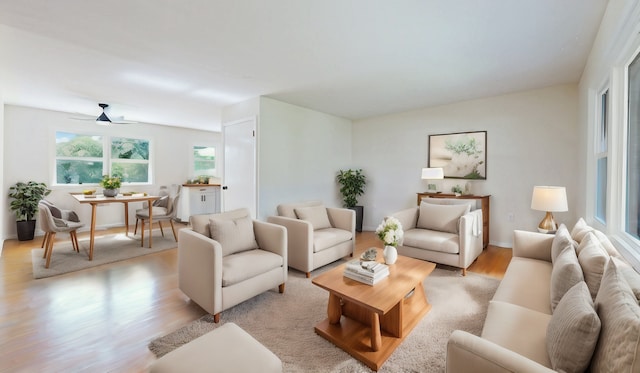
[
  {"xmin": 550, "ymin": 245, "xmax": 584, "ymax": 312},
  {"xmin": 416, "ymin": 202, "xmax": 470, "ymax": 234},
  {"xmin": 577, "ymin": 232, "xmax": 609, "ymax": 301},
  {"xmin": 571, "ymin": 217, "xmax": 594, "ymax": 243},
  {"xmin": 551, "ymin": 224, "xmax": 575, "ymax": 264},
  {"xmin": 590, "ymin": 259, "xmax": 640, "ymax": 372},
  {"xmin": 546, "ymin": 281, "xmax": 601, "ymax": 373}
]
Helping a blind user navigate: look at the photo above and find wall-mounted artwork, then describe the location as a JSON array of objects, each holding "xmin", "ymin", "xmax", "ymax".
[{"xmin": 428, "ymin": 131, "xmax": 487, "ymax": 179}]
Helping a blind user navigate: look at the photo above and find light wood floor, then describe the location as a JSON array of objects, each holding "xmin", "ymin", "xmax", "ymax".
[{"xmin": 0, "ymin": 226, "xmax": 511, "ymax": 372}]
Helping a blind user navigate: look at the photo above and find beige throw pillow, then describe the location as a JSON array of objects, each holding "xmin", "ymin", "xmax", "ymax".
[
  {"xmin": 590, "ymin": 260, "xmax": 640, "ymax": 372},
  {"xmin": 577, "ymin": 232, "xmax": 609, "ymax": 300},
  {"xmin": 547, "ymin": 281, "xmax": 601, "ymax": 373},
  {"xmin": 551, "ymin": 224, "xmax": 575, "ymax": 264},
  {"xmin": 294, "ymin": 205, "xmax": 332, "ymax": 230},
  {"xmin": 416, "ymin": 202, "xmax": 470, "ymax": 234},
  {"xmin": 209, "ymin": 215, "xmax": 259, "ymax": 256},
  {"xmin": 550, "ymin": 245, "xmax": 584, "ymax": 312},
  {"xmin": 571, "ymin": 217, "xmax": 594, "ymax": 243}
]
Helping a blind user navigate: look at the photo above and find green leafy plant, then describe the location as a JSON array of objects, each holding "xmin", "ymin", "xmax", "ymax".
[
  {"xmin": 8, "ymin": 181, "xmax": 51, "ymax": 221},
  {"xmin": 336, "ymin": 169, "xmax": 367, "ymax": 208},
  {"xmin": 99, "ymin": 175, "xmax": 121, "ymax": 189},
  {"xmin": 451, "ymin": 185, "xmax": 463, "ymax": 194}
]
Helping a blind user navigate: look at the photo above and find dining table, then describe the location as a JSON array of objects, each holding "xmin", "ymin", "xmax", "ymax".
[{"xmin": 71, "ymin": 193, "xmax": 160, "ymax": 260}]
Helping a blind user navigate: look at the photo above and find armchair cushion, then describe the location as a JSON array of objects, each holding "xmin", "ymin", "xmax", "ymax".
[
  {"xmin": 403, "ymin": 229, "xmax": 459, "ymax": 254},
  {"xmin": 209, "ymin": 215, "xmax": 259, "ymax": 256},
  {"xmin": 294, "ymin": 205, "xmax": 331, "ymax": 230},
  {"xmin": 222, "ymin": 249, "xmax": 284, "ymax": 287},
  {"xmin": 546, "ymin": 281, "xmax": 600, "ymax": 373},
  {"xmin": 313, "ymin": 228, "xmax": 353, "ymax": 253},
  {"xmin": 416, "ymin": 202, "xmax": 470, "ymax": 233}
]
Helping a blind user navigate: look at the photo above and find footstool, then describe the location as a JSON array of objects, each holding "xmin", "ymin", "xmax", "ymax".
[{"xmin": 150, "ymin": 322, "xmax": 282, "ymax": 373}]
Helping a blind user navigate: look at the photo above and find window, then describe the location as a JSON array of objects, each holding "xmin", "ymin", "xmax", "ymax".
[
  {"xmin": 626, "ymin": 51, "xmax": 640, "ymax": 239},
  {"xmin": 55, "ymin": 132, "xmax": 151, "ymax": 185},
  {"xmin": 193, "ymin": 145, "xmax": 216, "ymax": 177},
  {"xmin": 596, "ymin": 89, "xmax": 609, "ymax": 223}
]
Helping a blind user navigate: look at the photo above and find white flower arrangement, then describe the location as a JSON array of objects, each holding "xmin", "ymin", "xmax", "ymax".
[{"xmin": 375, "ymin": 216, "xmax": 404, "ymax": 247}]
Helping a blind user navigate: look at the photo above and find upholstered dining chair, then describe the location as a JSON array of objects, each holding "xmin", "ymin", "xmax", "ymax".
[
  {"xmin": 38, "ymin": 203, "xmax": 85, "ymax": 268},
  {"xmin": 135, "ymin": 186, "xmax": 181, "ymax": 246},
  {"xmin": 134, "ymin": 185, "xmax": 169, "ymax": 235}
]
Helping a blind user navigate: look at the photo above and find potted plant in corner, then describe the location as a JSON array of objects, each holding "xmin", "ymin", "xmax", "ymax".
[
  {"xmin": 336, "ymin": 169, "xmax": 367, "ymax": 232},
  {"xmin": 100, "ymin": 175, "xmax": 121, "ymax": 197},
  {"xmin": 8, "ymin": 181, "xmax": 51, "ymax": 241}
]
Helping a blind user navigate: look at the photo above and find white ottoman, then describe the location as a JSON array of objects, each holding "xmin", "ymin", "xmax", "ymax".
[{"xmin": 150, "ymin": 322, "xmax": 282, "ymax": 373}]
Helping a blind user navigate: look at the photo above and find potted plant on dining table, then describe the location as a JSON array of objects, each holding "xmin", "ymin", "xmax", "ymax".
[{"xmin": 100, "ymin": 175, "xmax": 121, "ymax": 197}]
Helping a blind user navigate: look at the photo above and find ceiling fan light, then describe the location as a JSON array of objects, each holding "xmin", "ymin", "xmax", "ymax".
[{"xmin": 96, "ymin": 112, "xmax": 111, "ymax": 123}]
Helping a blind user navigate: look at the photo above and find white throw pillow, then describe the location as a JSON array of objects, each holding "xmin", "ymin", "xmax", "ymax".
[
  {"xmin": 209, "ymin": 215, "xmax": 259, "ymax": 256},
  {"xmin": 577, "ymin": 232, "xmax": 609, "ymax": 300},
  {"xmin": 416, "ymin": 202, "xmax": 470, "ymax": 234},
  {"xmin": 294, "ymin": 205, "xmax": 332, "ymax": 230},
  {"xmin": 590, "ymin": 260, "xmax": 640, "ymax": 372},
  {"xmin": 550, "ymin": 245, "xmax": 584, "ymax": 312},
  {"xmin": 546, "ymin": 281, "xmax": 601, "ymax": 373},
  {"xmin": 571, "ymin": 217, "xmax": 594, "ymax": 243},
  {"xmin": 551, "ymin": 224, "xmax": 575, "ymax": 264}
]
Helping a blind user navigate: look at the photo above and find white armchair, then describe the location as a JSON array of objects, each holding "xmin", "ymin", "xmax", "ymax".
[
  {"xmin": 267, "ymin": 201, "xmax": 355, "ymax": 278},
  {"xmin": 390, "ymin": 198, "xmax": 483, "ymax": 275},
  {"xmin": 178, "ymin": 208, "xmax": 287, "ymax": 323}
]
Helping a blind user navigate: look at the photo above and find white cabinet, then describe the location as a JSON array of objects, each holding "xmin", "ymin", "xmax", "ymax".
[{"xmin": 178, "ymin": 185, "xmax": 221, "ymax": 222}]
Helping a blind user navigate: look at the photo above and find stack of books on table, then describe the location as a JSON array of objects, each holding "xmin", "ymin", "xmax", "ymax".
[{"xmin": 343, "ymin": 259, "xmax": 390, "ymax": 285}]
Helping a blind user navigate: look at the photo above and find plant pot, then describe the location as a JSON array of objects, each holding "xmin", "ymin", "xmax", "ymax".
[
  {"xmin": 349, "ymin": 206, "xmax": 364, "ymax": 232},
  {"xmin": 103, "ymin": 188, "xmax": 119, "ymax": 197},
  {"xmin": 16, "ymin": 220, "xmax": 36, "ymax": 241}
]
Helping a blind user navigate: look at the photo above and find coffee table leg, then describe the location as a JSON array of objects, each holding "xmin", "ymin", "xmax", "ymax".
[
  {"xmin": 328, "ymin": 293, "xmax": 342, "ymax": 324},
  {"xmin": 371, "ymin": 313, "xmax": 381, "ymax": 351}
]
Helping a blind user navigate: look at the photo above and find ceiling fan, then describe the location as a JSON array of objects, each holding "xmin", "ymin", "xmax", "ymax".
[{"xmin": 72, "ymin": 103, "xmax": 137, "ymax": 125}]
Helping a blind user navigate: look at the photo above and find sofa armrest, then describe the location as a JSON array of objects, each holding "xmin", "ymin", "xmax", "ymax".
[
  {"xmin": 458, "ymin": 210, "xmax": 484, "ymax": 268},
  {"xmin": 446, "ymin": 330, "xmax": 555, "ymax": 373},
  {"xmin": 512, "ymin": 230, "xmax": 553, "ymax": 262},
  {"xmin": 326, "ymin": 207, "xmax": 355, "ymax": 232},
  {"xmin": 267, "ymin": 215, "xmax": 314, "ymax": 271},
  {"xmin": 177, "ymin": 229, "xmax": 224, "ymax": 315},
  {"xmin": 389, "ymin": 207, "xmax": 419, "ymax": 232},
  {"xmin": 254, "ymin": 220, "xmax": 287, "ymax": 260}
]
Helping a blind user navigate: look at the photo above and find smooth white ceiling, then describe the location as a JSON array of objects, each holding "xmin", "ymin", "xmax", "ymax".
[{"xmin": 0, "ymin": 1, "xmax": 607, "ymax": 132}]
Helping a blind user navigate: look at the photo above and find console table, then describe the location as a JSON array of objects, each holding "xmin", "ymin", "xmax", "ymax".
[{"xmin": 416, "ymin": 193, "xmax": 490, "ymax": 248}]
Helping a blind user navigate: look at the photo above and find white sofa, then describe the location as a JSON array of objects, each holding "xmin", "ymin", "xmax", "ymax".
[
  {"xmin": 446, "ymin": 219, "xmax": 640, "ymax": 372},
  {"xmin": 390, "ymin": 198, "xmax": 483, "ymax": 275}
]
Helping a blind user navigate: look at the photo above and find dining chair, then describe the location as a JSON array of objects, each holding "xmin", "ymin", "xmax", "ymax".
[
  {"xmin": 136, "ymin": 186, "xmax": 181, "ymax": 246},
  {"xmin": 38, "ymin": 203, "xmax": 85, "ymax": 268}
]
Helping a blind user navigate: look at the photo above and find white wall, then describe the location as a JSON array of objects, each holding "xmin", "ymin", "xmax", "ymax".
[
  {"xmin": 258, "ymin": 97, "xmax": 352, "ymax": 220},
  {"xmin": 353, "ymin": 84, "xmax": 579, "ymax": 247},
  {"xmin": 3, "ymin": 105, "xmax": 221, "ymax": 239}
]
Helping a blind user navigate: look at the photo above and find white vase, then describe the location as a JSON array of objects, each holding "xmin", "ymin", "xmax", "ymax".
[
  {"xmin": 103, "ymin": 188, "xmax": 119, "ymax": 197},
  {"xmin": 383, "ymin": 245, "xmax": 398, "ymax": 265}
]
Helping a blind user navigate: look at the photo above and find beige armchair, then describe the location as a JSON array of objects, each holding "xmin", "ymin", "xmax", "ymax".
[
  {"xmin": 178, "ymin": 208, "xmax": 287, "ymax": 323},
  {"xmin": 267, "ymin": 201, "xmax": 355, "ymax": 278},
  {"xmin": 390, "ymin": 198, "xmax": 483, "ymax": 275}
]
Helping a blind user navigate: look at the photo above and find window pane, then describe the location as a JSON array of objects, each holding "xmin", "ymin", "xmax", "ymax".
[
  {"xmin": 596, "ymin": 157, "xmax": 607, "ymax": 223},
  {"xmin": 56, "ymin": 132, "xmax": 103, "ymax": 157},
  {"xmin": 626, "ymin": 52, "xmax": 640, "ymax": 239},
  {"xmin": 111, "ymin": 137, "xmax": 149, "ymax": 160},
  {"xmin": 56, "ymin": 160, "xmax": 103, "ymax": 184},
  {"xmin": 599, "ymin": 90, "xmax": 609, "ymax": 153},
  {"xmin": 194, "ymin": 146, "xmax": 216, "ymax": 175},
  {"xmin": 111, "ymin": 162, "xmax": 149, "ymax": 183}
]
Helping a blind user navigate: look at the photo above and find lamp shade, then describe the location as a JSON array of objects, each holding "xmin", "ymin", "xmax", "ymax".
[
  {"xmin": 531, "ymin": 186, "xmax": 568, "ymax": 212},
  {"xmin": 421, "ymin": 167, "xmax": 444, "ymax": 180}
]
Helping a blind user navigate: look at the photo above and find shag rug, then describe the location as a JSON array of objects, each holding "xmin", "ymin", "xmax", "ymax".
[
  {"xmin": 148, "ymin": 265, "xmax": 500, "ymax": 372},
  {"xmin": 31, "ymin": 232, "xmax": 178, "ymax": 279}
]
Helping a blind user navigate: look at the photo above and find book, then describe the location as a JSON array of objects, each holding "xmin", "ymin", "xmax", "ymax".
[
  {"xmin": 345, "ymin": 259, "xmax": 389, "ymax": 278},
  {"xmin": 343, "ymin": 269, "xmax": 389, "ymax": 285}
]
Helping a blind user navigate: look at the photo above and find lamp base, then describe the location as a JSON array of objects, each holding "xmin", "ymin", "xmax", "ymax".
[{"xmin": 537, "ymin": 211, "xmax": 558, "ymax": 234}]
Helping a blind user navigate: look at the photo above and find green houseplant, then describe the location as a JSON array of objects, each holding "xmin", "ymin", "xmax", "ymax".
[
  {"xmin": 336, "ymin": 169, "xmax": 367, "ymax": 232},
  {"xmin": 8, "ymin": 181, "xmax": 51, "ymax": 241},
  {"xmin": 99, "ymin": 175, "xmax": 121, "ymax": 197}
]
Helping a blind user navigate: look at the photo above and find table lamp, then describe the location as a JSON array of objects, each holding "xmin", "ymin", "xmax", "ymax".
[
  {"xmin": 421, "ymin": 167, "xmax": 444, "ymax": 192},
  {"xmin": 531, "ymin": 186, "xmax": 568, "ymax": 233}
]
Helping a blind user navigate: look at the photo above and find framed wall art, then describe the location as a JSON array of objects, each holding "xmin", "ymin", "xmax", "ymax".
[{"xmin": 428, "ymin": 131, "xmax": 487, "ymax": 179}]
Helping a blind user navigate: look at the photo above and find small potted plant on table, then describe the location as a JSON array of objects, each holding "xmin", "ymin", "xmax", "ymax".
[{"xmin": 100, "ymin": 175, "xmax": 121, "ymax": 197}]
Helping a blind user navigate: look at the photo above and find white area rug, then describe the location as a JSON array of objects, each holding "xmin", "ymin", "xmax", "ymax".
[
  {"xmin": 149, "ymin": 265, "xmax": 499, "ymax": 372},
  {"xmin": 31, "ymin": 233, "xmax": 177, "ymax": 279}
]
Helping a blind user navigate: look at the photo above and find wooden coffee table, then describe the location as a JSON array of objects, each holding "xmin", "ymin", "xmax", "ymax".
[{"xmin": 312, "ymin": 250, "xmax": 436, "ymax": 371}]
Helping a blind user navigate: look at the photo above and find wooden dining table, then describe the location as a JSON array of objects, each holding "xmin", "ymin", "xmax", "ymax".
[{"xmin": 71, "ymin": 193, "xmax": 160, "ymax": 260}]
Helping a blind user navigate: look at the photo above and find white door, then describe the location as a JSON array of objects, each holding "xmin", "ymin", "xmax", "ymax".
[{"xmin": 222, "ymin": 117, "xmax": 257, "ymax": 217}]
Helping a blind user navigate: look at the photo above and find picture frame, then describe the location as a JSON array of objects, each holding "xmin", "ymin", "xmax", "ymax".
[{"xmin": 428, "ymin": 131, "xmax": 487, "ymax": 179}]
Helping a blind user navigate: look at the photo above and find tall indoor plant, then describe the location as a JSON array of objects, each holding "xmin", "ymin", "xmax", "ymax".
[
  {"xmin": 8, "ymin": 181, "xmax": 51, "ymax": 241},
  {"xmin": 336, "ymin": 169, "xmax": 367, "ymax": 232}
]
